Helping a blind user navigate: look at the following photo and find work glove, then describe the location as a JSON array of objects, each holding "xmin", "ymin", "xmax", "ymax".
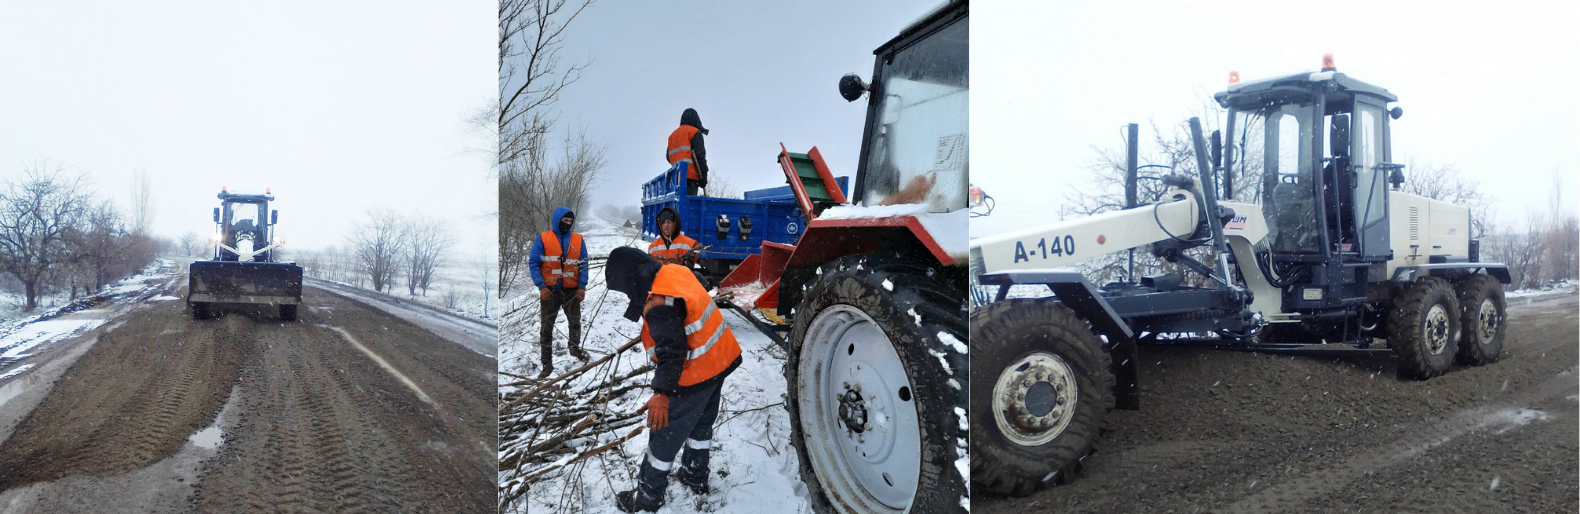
[
  {"xmin": 646, "ymin": 393, "xmax": 670, "ymax": 430},
  {"xmin": 540, "ymin": 288, "xmax": 551, "ymax": 300}
]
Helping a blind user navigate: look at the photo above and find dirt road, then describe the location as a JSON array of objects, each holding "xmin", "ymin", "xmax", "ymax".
[
  {"xmin": 977, "ymin": 292, "xmax": 1579, "ymax": 514},
  {"xmin": 0, "ymin": 270, "xmax": 496, "ymax": 513}
]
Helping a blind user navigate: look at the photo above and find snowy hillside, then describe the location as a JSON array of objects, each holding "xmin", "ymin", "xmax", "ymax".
[{"xmin": 499, "ymin": 215, "xmax": 813, "ymax": 514}]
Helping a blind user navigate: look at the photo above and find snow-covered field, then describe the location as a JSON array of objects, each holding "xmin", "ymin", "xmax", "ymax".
[
  {"xmin": 501, "ymin": 215, "xmax": 813, "ymax": 514},
  {"xmin": 0, "ymin": 259, "xmax": 176, "ymax": 384}
]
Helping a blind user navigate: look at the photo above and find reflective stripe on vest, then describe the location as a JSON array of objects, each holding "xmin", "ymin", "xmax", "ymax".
[
  {"xmin": 640, "ymin": 264, "xmax": 742, "ymax": 386},
  {"xmin": 667, "ymin": 126, "xmax": 701, "ymax": 180},
  {"xmin": 647, "ymin": 234, "xmax": 697, "ymax": 263},
  {"xmin": 539, "ymin": 231, "xmax": 583, "ymax": 288}
]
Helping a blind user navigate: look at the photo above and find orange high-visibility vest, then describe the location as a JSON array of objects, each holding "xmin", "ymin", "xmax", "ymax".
[
  {"xmin": 647, "ymin": 233, "xmax": 698, "ymax": 265},
  {"xmin": 539, "ymin": 231, "xmax": 584, "ymax": 288},
  {"xmin": 667, "ymin": 125, "xmax": 701, "ymax": 180},
  {"xmin": 641, "ymin": 264, "xmax": 741, "ymax": 386}
]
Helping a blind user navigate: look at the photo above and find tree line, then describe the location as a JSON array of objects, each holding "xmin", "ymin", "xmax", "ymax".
[{"xmin": 0, "ymin": 164, "xmax": 165, "ymax": 312}]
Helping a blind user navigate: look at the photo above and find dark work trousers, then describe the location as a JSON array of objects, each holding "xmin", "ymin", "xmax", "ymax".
[
  {"xmin": 538, "ymin": 289, "xmax": 582, "ymax": 368},
  {"xmin": 686, "ymin": 182, "xmax": 702, "ymax": 197},
  {"xmin": 636, "ymin": 378, "xmax": 724, "ymax": 504}
]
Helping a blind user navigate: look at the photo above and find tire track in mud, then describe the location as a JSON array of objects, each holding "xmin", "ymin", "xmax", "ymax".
[
  {"xmin": 192, "ymin": 288, "xmax": 494, "ymax": 513},
  {"xmin": 0, "ymin": 301, "xmax": 249, "ymax": 488},
  {"xmin": 978, "ymin": 293, "xmax": 1579, "ymax": 513}
]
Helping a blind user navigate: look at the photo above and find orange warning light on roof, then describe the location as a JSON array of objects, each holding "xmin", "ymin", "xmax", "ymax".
[
  {"xmin": 1321, "ymin": 54, "xmax": 1336, "ymax": 72},
  {"xmin": 221, "ymin": 186, "xmax": 227, "ymax": 193},
  {"xmin": 1229, "ymin": 71, "xmax": 1240, "ymax": 84},
  {"xmin": 266, "ymin": 187, "xmax": 271, "ymax": 194}
]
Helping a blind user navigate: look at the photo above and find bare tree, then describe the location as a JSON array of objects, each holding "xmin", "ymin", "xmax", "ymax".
[
  {"xmin": 498, "ymin": 0, "xmax": 594, "ymax": 167},
  {"xmin": 477, "ymin": 246, "xmax": 496, "ymax": 317},
  {"xmin": 403, "ymin": 215, "xmax": 456, "ymax": 297},
  {"xmin": 347, "ymin": 209, "xmax": 407, "ymax": 293},
  {"xmin": 0, "ymin": 164, "xmax": 91, "ymax": 311},
  {"xmin": 499, "ymin": 127, "xmax": 607, "ymax": 296},
  {"xmin": 130, "ymin": 168, "xmax": 155, "ymax": 235},
  {"xmin": 178, "ymin": 231, "xmax": 200, "ymax": 257}
]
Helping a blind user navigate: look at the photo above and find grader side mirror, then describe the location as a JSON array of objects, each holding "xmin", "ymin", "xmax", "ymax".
[
  {"xmin": 838, "ymin": 73, "xmax": 868, "ymax": 102},
  {"xmin": 213, "ymin": 207, "xmax": 220, "ymax": 223},
  {"xmin": 271, "ymin": 210, "xmax": 278, "ymax": 225},
  {"xmin": 1330, "ymin": 114, "xmax": 1350, "ymax": 158},
  {"xmin": 1389, "ymin": 106, "xmax": 1404, "ymax": 120},
  {"xmin": 1210, "ymin": 130, "xmax": 1223, "ymax": 170}
]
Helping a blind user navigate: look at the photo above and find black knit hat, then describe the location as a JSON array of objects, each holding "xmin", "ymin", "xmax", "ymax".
[{"xmin": 607, "ymin": 246, "xmax": 661, "ymax": 322}]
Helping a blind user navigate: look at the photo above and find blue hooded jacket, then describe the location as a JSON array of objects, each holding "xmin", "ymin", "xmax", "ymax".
[{"xmin": 529, "ymin": 206, "xmax": 589, "ymax": 291}]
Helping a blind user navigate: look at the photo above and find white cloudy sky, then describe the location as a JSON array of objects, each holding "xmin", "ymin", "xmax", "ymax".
[
  {"xmin": 0, "ymin": 1, "xmax": 496, "ymax": 253},
  {"xmin": 972, "ymin": 0, "xmax": 1579, "ymax": 236},
  {"xmin": 538, "ymin": 0, "xmax": 940, "ymax": 213}
]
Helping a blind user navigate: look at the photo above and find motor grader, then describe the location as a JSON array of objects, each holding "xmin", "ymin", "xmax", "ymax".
[{"xmin": 968, "ymin": 57, "xmax": 1511, "ymax": 495}]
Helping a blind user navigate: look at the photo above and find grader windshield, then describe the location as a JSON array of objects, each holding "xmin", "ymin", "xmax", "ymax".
[{"xmin": 856, "ymin": 14, "xmax": 968, "ymax": 211}]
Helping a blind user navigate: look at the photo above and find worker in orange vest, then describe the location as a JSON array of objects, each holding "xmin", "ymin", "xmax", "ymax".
[
  {"xmin": 647, "ymin": 208, "xmax": 698, "ymax": 267},
  {"xmin": 666, "ymin": 108, "xmax": 710, "ymax": 196},
  {"xmin": 606, "ymin": 247, "xmax": 742, "ymax": 512},
  {"xmin": 528, "ymin": 206, "xmax": 590, "ymax": 378}
]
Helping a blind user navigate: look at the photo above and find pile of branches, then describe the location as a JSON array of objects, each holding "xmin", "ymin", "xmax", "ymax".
[{"xmin": 498, "ymin": 335, "xmax": 652, "ymax": 510}]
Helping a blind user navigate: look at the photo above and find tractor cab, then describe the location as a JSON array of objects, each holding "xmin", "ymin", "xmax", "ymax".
[
  {"xmin": 841, "ymin": 0, "xmax": 968, "ymax": 212},
  {"xmin": 1214, "ymin": 56, "xmax": 1404, "ymax": 310},
  {"xmin": 213, "ymin": 189, "xmax": 280, "ymax": 262}
]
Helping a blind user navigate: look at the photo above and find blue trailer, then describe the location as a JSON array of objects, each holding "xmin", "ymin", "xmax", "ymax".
[{"xmin": 641, "ymin": 157, "xmax": 848, "ymax": 281}]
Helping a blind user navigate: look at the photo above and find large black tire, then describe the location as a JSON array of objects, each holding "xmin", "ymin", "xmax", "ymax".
[
  {"xmin": 970, "ymin": 299, "xmax": 1113, "ymax": 496},
  {"xmin": 190, "ymin": 302, "xmax": 212, "ymax": 320},
  {"xmin": 279, "ymin": 304, "xmax": 299, "ymax": 322},
  {"xmin": 784, "ymin": 254, "xmax": 967, "ymax": 514},
  {"xmin": 1454, "ymin": 274, "xmax": 1505, "ymax": 365},
  {"xmin": 1387, "ymin": 277, "xmax": 1461, "ymax": 380}
]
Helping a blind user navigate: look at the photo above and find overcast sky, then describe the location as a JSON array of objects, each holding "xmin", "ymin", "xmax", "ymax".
[
  {"xmin": 0, "ymin": 1, "xmax": 496, "ymax": 254},
  {"xmin": 542, "ymin": 0, "xmax": 940, "ymax": 213},
  {"xmin": 972, "ymin": 0, "xmax": 1579, "ymax": 236}
]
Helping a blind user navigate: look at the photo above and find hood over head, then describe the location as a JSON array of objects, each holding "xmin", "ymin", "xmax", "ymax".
[
  {"xmin": 552, "ymin": 206, "xmax": 575, "ymax": 234},
  {"xmin": 657, "ymin": 207, "xmax": 681, "ymax": 237},
  {"xmin": 680, "ymin": 108, "xmax": 709, "ymax": 135},
  {"xmin": 607, "ymin": 246, "xmax": 662, "ymax": 322}
]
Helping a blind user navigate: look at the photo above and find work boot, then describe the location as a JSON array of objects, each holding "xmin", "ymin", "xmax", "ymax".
[
  {"xmin": 614, "ymin": 490, "xmax": 660, "ymax": 513},
  {"xmin": 536, "ymin": 365, "xmax": 553, "ymax": 379},
  {"xmin": 569, "ymin": 346, "xmax": 589, "ymax": 361},
  {"xmin": 678, "ymin": 471, "xmax": 709, "ymax": 495}
]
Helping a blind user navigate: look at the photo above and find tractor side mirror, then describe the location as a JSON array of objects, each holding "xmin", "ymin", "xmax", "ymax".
[
  {"xmin": 838, "ymin": 73, "xmax": 868, "ymax": 102},
  {"xmin": 1389, "ymin": 106, "xmax": 1403, "ymax": 120},
  {"xmin": 1329, "ymin": 114, "xmax": 1350, "ymax": 158},
  {"xmin": 271, "ymin": 210, "xmax": 278, "ymax": 225},
  {"xmin": 213, "ymin": 207, "xmax": 220, "ymax": 223},
  {"xmin": 1210, "ymin": 130, "xmax": 1223, "ymax": 170}
]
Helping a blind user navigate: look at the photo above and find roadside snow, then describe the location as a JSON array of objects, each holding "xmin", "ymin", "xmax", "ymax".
[
  {"xmin": 0, "ymin": 319, "xmax": 107, "ymax": 361},
  {"xmin": 148, "ymin": 295, "xmax": 181, "ymax": 302},
  {"xmin": 0, "ymin": 364, "xmax": 34, "ymax": 380}
]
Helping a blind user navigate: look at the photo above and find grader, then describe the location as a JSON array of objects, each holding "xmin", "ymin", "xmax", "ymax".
[{"xmin": 968, "ymin": 57, "xmax": 1510, "ymax": 495}]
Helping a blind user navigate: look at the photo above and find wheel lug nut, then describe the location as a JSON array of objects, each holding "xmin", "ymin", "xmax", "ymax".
[
  {"xmin": 864, "ymin": 422, "xmax": 872, "ymax": 431},
  {"xmin": 853, "ymin": 383, "xmax": 861, "ymax": 392}
]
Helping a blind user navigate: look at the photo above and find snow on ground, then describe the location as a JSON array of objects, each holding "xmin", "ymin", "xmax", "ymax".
[
  {"xmin": 1505, "ymin": 279, "xmax": 1577, "ymax": 298},
  {"xmin": 0, "ymin": 259, "xmax": 175, "ymax": 384},
  {"xmin": 502, "ymin": 215, "xmax": 813, "ymax": 514}
]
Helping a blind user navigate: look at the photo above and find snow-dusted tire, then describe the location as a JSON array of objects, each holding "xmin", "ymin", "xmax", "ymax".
[
  {"xmin": 1388, "ymin": 277, "xmax": 1461, "ymax": 380},
  {"xmin": 785, "ymin": 254, "xmax": 967, "ymax": 514},
  {"xmin": 190, "ymin": 302, "xmax": 212, "ymax": 320},
  {"xmin": 1454, "ymin": 274, "xmax": 1505, "ymax": 366},
  {"xmin": 969, "ymin": 299, "xmax": 1112, "ymax": 496},
  {"xmin": 279, "ymin": 304, "xmax": 299, "ymax": 322}
]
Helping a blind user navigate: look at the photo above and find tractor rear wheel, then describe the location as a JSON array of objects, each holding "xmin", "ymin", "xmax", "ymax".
[
  {"xmin": 1388, "ymin": 277, "xmax": 1461, "ymax": 380},
  {"xmin": 279, "ymin": 304, "xmax": 299, "ymax": 322},
  {"xmin": 785, "ymin": 254, "xmax": 967, "ymax": 514},
  {"xmin": 970, "ymin": 299, "xmax": 1112, "ymax": 496},
  {"xmin": 1454, "ymin": 274, "xmax": 1505, "ymax": 365}
]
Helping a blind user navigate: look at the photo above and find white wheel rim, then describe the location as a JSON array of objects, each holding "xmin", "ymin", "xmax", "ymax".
[
  {"xmin": 1477, "ymin": 298, "xmax": 1500, "ymax": 341},
  {"xmin": 1424, "ymin": 304, "xmax": 1451, "ymax": 355},
  {"xmin": 992, "ymin": 352, "xmax": 1078, "ymax": 447},
  {"xmin": 798, "ymin": 304, "xmax": 921, "ymax": 513}
]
